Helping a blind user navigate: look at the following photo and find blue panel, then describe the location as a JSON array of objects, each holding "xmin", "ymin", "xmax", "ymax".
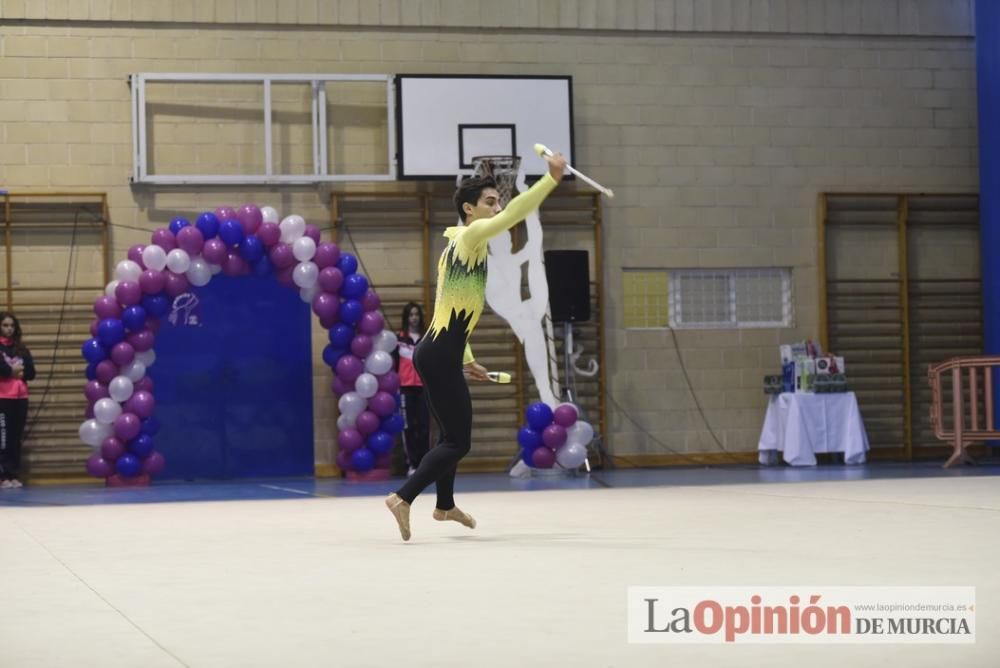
[
  {"xmin": 977, "ymin": 6, "xmax": 1000, "ymax": 421},
  {"xmin": 150, "ymin": 275, "xmax": 314, "ymax": 479}
]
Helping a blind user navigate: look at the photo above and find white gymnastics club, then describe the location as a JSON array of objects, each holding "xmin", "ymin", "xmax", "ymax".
[{"xmin": 534, "ymin": 143, "xmax": 615, "ymax": 199}]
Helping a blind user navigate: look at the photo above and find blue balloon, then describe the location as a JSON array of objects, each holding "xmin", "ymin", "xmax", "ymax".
[
  {"xmin": 350, "ymin": 447, "xmax": 375, "ymax": 473},
  {"xmin": 322, "ymin": 344, "xmax": 346, "ymax": 368},
  {"xmin": 337, "ymin": 253, "xmax": 358, "ymax": 276},
  {"xmin": 169, "ymin": 217, "xmax": 190, "ymax": 235},
  {"xmin": 517, "ymin": 426, "xmax": 543, "ymax": 450},
  {"xmin": 96, "ymin": 319, "xmax": 125, "ymax": 348},
  {"xmin": 340, "ymin": 273, "xmax": 368, "ymax": 299},
  {"xmin": 367, "ymin": 431, "xmax": 394, "ymax": 456},
  {"xmin": 340, "ymin": 299, "xmax": 363, "ymax": 325},
  {"xmin": 195, "ymin": 212, "xmax": 220, "ymax": 239},
  {"xmin": 525, "ymin": 402, "xmax": 554, "ymax": 431},
  {"xmin": 85, "ymin": 362, "xmax": 98, "ymax": 380},
  {"xmin": 141, "ymin": 416, "xmax": 161, "ymax": 437},
  {"xmin": 115, "ymin": 453, "xmax": 141, "ymax": 478},
  {"xmin": 521, "ymin": 448, "xmax": 537, "ymax": 466},
  {"xmin": 329, "ymin": 324, "xmax": 354, "ymax": 348},
  {"xmin": 252, "ymin": 255, "xmax": 273, "ymax": 277},
  {"xmin": 121, "ymin": 305, "xmax": 147, "ymax": 332},
  {"xmin": 219, "ymin": 219, "xmax": 245, "ymax": 247},
  {"xmin": 381, "ymin": 413, "xmax": 405, "ymax": 435},
  {"xmin": 128, "ymin": 434, "xmax": 155, "ymax": 458},
  {"xmin": 82, "ymin": 338, "xmax": 107, "ymax": 363},
  {"xmin": 239, "ymin": 235, "xmax": 264, "ymax": 263},
  {"xmin": 142, "ymin": 293, "xmax": 171, "ymax": 318}
]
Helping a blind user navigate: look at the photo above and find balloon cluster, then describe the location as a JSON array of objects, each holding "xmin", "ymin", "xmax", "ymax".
[
  {"xmin": 78, "ymin": 203, "xmax": 402, "ymax": 481},
  {"xmin": 517, "ymin": 402, "xmax": 593, "ymax": 470}
]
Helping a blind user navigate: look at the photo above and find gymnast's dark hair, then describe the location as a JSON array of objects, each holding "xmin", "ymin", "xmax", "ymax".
[{"xmin": 453, "ymin": 176, "xmax": 498, "ymax": 222}]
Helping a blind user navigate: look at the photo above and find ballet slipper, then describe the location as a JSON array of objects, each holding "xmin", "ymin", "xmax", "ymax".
[
  {"xmin": 385, "ymin": 493, "xmax": 411, "ymax": 541},
  {"xmin": 433, "ymin": 506, "xmax": 476, "ymax": 529}
]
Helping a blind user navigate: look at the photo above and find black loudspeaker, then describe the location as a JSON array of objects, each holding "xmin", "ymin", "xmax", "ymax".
[{"xmin": 544, "ymin": 250, "xmax": 591, "ymax": 323}]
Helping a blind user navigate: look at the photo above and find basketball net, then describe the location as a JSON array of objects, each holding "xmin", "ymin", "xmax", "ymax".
[{"xmin": 472, "ymin": 155, "xmax": 521, "ymax": 207}]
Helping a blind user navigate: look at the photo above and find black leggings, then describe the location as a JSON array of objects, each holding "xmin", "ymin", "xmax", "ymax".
[
  {"xmin": 395, "ymin": 335, "xmax": 471, "ymax": 509},
  {"xmin": 0, "ymin": 398, "xmax": 28, "ymax": 480},
  {"xmin": 400, "ymin": 386, "xmax": 430, "ymax": 469}
]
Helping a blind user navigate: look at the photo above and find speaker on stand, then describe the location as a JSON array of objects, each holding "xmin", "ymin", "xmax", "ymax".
[{"xmin": 543, "ymin": 250, "xmax": 612, "ymax": 470}]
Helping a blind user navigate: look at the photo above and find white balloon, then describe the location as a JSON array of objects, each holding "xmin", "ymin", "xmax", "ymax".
[
  {"xmin": 336, "ymin": 414, "xmax": 354, "ymax": 431},
  {"xmin": 555, "ymin": 442, "xmax": 588, "ymax": 469},
  {"xmin": 135, "ymin": 349, "xmax": 156, "ymax": 367},
  {"xmin": 299, "ymin": 283, "xmax": 319, "ymax": 303},
  {"xmin": 374, "ymin": 329, "xmax": 398, "ymax": 353},
  {"xmin": 338, "ymin": 391, "xmax": 367, "ymax": 419},
  {"xmin": 566, "ymin": 420, "xmax": 595, "ymax": 447},
  {"xmin": 364, "ymin": 350, "xmax": 393, "ymax": 376},
  {"xmin": 108, "ymin": 375, "xmax": 135, "ymax": 403},
  {"xmin": 186, "ymin": 257, "xmax": 212, "ymax": 287},
  {"xmin": 166, "ymin": 248, "xmax": 191, "ymax": 274},
  {"xmin": 209, "ymin": 263, "xmax": 222, "ymax": 275},
  {"xmin": 123, "ymin": 359, "xmax": 147, "ymax": 382},
  {"xmin": 105, "ymin": 280, "xmax": 120, "ymax": 298},
  {"xmin": 93, "ymin": 398, "xmax": 122, "ymax": 425},
  {"xmin": 292, "ymin": 236, "xmax": 316, "ymax": 262},
  {"xmin": 292, "ymin": 261, "xmax": 318, "ymax": 288},
  {"xmin": 355, "ymin": 373, "xmax": 379, "ymax": 399},
  {"xmin": 78, "ymin": 419, "xmax": 111, "ymax": 447},
  {"xmin": 115, "ymin": 259, "xmax": 142, "ymax": 282},
  {"xmin": 261, "ymin": 206, "xmax": 279, "ymax": 224},
  {"xmin": 279, "ymin": 214, "xmax": 306, "ymax": 243},
  {"xmin": 142, "ymin": 245, "xmax": 168, "ymax": 271}
]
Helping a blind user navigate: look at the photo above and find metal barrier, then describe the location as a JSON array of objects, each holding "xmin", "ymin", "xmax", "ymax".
[{"xmin": 928, "ymin": 356, "xmax": 1000, "ymax": 468}]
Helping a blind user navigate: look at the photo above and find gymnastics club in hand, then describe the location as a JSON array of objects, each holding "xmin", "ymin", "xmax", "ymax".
[{"xmin": 534, "ymin": 143, "xmax": 615, "ymax": 199}]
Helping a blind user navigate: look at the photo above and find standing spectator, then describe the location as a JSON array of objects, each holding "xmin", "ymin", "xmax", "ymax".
[
  {"xmin": 396, "ymin": 302, "xmax": 430, "ymax": 476},
  {"xmin": 0, "ymin": 312, "xmax": 35, "ymax": 488}
]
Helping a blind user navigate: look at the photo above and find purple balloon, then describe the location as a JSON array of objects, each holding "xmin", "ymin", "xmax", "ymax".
[
  {"xmin": 163, "ymin": 272, "xmax": 189, "ymax": 297},
  {"xmin": 139, "ymin": 269, "xmax": 166, "ymax": 295},
  {"xmin": 269, "ymin": 242, "xmax": 295, "ymax": 269},
  {"xmin": 150, "ymin": 228, "xmax": 176, "ymax": 251},
  {"xmin": 84, "ymin": 404, "xmax": 95, "ymax": 419},
  {"xmin": 125, "ymin": 390, "xmax": 155, "ymax": 419},
  {"xmin": 214, "ymin": 206, "xmax": 237, "ymax": 222},
  {"xmin": 331, "ymin": 376, "xmax": 352, "ymax": 396},
  {"xmin": 115, "ymin": 281, "xmax": 142, "ymax": 306},
  {"xmin": 542, "ymin": 424, "xmax": 568, "ymax": 450},
  {"xmin": 349, "ymin": 334, "xmax": 373, "ymax": 358},
  {"xmin": 113, "ymin": 412, "xmax": 142, "ymax": 441},
  {"xmin": 335, "ymin": 448, "xmax": 352, "ymax": 471},
  {"xmin": 176, "ymin": 225, "xmax": 205, "ymax": 255},
  {"xmin": 93, "ymin": 295, "xmax": 122, "ymax": 320},
  {"xmin": 236, "ymin": 204, "xmax": 263, "ymax": 235},
  {"xmin": 86, "ymin": 453, "xmax": 115, "ymax": 478},
  {"xmin": 532, "ymin": 446, "xmax": 555, "ymax": 468},
  {"xmin": 361, "ymin": 289, "xmax": 381, "ymax": 312},
  {"xmin": 337, "ymin": 428, "xmax": 363, "ymax": 452},
  {"xmin": 358, "ymin": 311, "xmax": 385, "ymax": 336},
  {"xmin": 127, "ymin": 329, "xmax": 155, "ymax": 352},
  {"xmin": 274, "ymin": 265, "xmax": 295, "ymax": 288},
  {"xmin": 202, "ymin": 237, "xmax": 227, "ymax": 264},
  {"xmin": 355, "ymin": 410, "xmax": 380, "ymax": 435},
  {"xmin": 312, "ymin": 292, "xmax": 339, "ymax": 321},
  {"xmin": 258, "ymin": 222, "xmax": 281, "ymax": 247},
  {"xmin": 222, "ymin": 252, "xmax": 249, "ymax": 276},
  {"xmin": 377, "ymin": 370, "xmax": 400, "ymax": 394},
  {"xmin": 110, "ymin": 341, "xmax": 135, "ymax": 366},
  {"xmin": 127, "ymin": 244, "xmax": 145, "ymax": 266},
  {"xmin": 134, "ymin": 376, "xmax": 154, "ymax": 393},
  {"xmin": 304, "ymin": 224, "xmax": 321, "ymax": 244},
  {"xmin": 368, "ymin": 391, "xmax": 397, "ymax": 418},
  {"xmin": 314, "ymin": 242, "xmax": 341, "ymax": 269},
  {"xmin": 141, "ymin": 450, "xmax": 166, "ymax": 476},
  {"xmin": 318, "ymin": 267, "xmax": 344, "ymax": 293},
  {"xmin": 335, "ymin": 355, "xmax": 364, "ymax": 383},
  {"xmin": 95, "ymin": 360, "xmax": 118, "ymax": 384},
  {"xmin": 553, "ymin": 405, "xmax": 579, "ymax": 428},
  {"xmin": 100, "ymin": 436, "xmax": 126, "ymax": 461},
  {"xmin": 84, "ymin": 380, "xmax": 110, "ymax": 403}
]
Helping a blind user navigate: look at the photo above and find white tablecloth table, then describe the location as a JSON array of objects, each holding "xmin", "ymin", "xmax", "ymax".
[{"xmin": 757, "ymin": 392, "xmax": 870, "ymax": 466}]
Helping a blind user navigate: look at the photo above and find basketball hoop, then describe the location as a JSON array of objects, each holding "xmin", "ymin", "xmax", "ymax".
[{"xmin": 472, "ymin": 155, "xmax": 521, "ymax": 207}]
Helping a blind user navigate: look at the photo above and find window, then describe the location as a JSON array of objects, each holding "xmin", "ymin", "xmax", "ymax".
[{"xmin": 623, "ymin": 268, "xmax": 793, "ymax": 329}]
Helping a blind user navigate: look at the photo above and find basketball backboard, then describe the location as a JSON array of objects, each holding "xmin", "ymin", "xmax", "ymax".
[{"xmin": 395, "ymin": 75, "xmax": 574, "ymax": 180}]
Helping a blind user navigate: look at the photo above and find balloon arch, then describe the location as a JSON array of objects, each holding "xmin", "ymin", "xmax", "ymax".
[{"xmin": 78, "ymin": 204, "xmax": 404, "ymax": 485}]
